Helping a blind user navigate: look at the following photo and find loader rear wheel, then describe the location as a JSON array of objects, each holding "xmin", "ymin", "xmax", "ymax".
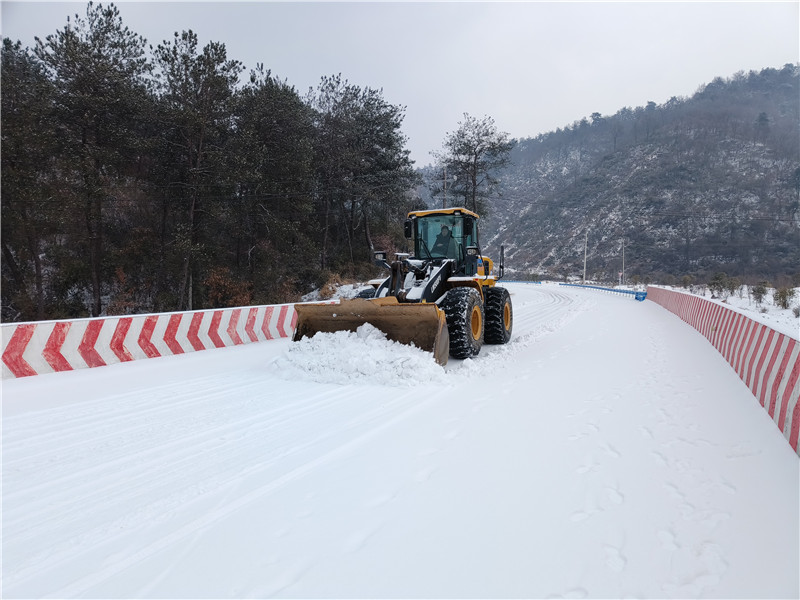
[
  {"xmin": 441, "ymin": 287, "xmax": 484, "ymax": 359},
  {"xmin": 485, "ymin": 286, "xmax": 513, "ymax": 344}
]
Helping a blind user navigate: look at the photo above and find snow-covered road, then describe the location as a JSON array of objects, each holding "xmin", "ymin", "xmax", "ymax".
[{"xmin": 2, "ymin": 283, "xmax": 797, "ymax": 599}]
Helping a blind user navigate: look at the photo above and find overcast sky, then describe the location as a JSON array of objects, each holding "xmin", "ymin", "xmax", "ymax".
[{"xmin": 2, "ymin": 1, "xmax": 798, "ymax": 165}]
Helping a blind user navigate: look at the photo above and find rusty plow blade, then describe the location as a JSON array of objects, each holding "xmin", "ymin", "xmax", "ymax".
[{"xmin": 293, "ymin": 297, "xmax": 450, "ymax": 365}]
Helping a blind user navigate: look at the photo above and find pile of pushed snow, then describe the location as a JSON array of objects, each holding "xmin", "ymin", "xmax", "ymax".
[{"xmin": 270, "ymin": 323, "xmax": 445, "ymax": 386}]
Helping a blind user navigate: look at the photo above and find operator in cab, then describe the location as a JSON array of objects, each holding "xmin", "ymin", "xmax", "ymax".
[{"xmin": 431, "ymin": 225, "xmax": 457, "ymax": 258}]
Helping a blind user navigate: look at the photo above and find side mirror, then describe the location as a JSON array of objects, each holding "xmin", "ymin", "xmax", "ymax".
[
  {"xmin": 465, "ymin": 246, "xmax": 479, "ymax": 276},
  {"xmin": 403, "ymin": 219, "xmax": 413, "ymax": 239},
  {"xmin": 464, "ymin": 218, "xmax": 474, "ymax": 236},
  {"xmin": 373, "ymin": 250, "xmax": 389, "ymax": 268}
]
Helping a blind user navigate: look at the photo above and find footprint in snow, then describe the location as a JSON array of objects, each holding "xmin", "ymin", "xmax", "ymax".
[
  {"xmin": 604, "ymin": 486, "xmax": 624, "ymax": 505},
  {"xmin": 569, "ymin": 507, "xmax": 601, "ymax": 522},
  {"xmin": 342, "ymin": 526, "xmax": 381, "ymax": 553},
  {"xmin": 417, "ymin": 446, "xmax": 440, "ymax": 457},
  {"xmin": 603, "ymin": 545, "xmax": 628, "ymax": 573},
  {"xmin": 363, "ymin": 490, "xmax": 399, "ymax": 509},
  {"xmin": 600, "ymin": 442, "xmax": 621, "ymax": 458},
  {"xmin": 700, "ymin": 510, "xmax": 731, "ymax": 529},
  {"xmin": 575, "ymin": 461, "xmax": 600, "ymax": 475},
  {"xmin": 414, "ymin": 466, "xmax": 438, "ymax": 483},
  {"xmin": 651, "ymin": 450, "xmax": 669, "ymax": 466},
  {"xmin": 657, "ymin": 529, "xmax": 680, "ymax": 551},
  {"xmin": 663, "ymin": 482, "xmax": 685, "ymax": 500},
  {"xmin": 566, "ymin": 408, "xmax": 589, "ymax": 419}
]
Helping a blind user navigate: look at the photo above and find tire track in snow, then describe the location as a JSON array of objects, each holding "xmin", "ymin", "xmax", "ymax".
[
  {"xmin": 4, "ymin": 381, "xmax": 352, "ymax": 495},
  {"xmin": 445, "ymin": 286, "xmax": 589, "ymax": 375},
  {"xmin": 2, "ymin": 373, "xmax": 263, "ymax": 448},
  {"xmin": 27, "ymin": 392, "xmax": 438, "ymax": 599},
  {"xmin": 3, "ymin": 385, "xmax": 361, "ymax": 547},
  {"xmin": 3, "ymin": 382, "xmax": 428, "ymax": 594},
  {"xmin": 509, "ymin": 288, "xmax": 590, "ymax": 342}
]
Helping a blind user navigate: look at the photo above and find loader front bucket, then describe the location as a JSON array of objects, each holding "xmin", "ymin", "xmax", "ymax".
[{"xmin": 293, "ymin": 297, "xmax": 450, "ymax": 365}]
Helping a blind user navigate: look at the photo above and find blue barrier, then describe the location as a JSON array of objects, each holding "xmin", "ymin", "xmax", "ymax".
[{"xmin": 559, "ymin": 283, "xmax": 647, "ymax": 301}]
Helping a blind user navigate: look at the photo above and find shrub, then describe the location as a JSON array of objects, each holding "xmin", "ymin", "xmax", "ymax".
[
  {"xmin": 774, "ymin": 287, "xmax": 796, "ymax": 310},
  {"xmin": 204, "ymin": 267, "xmax": 253, "ymax": 308},
  {"xmin": 708, "ymin": 272, "xmax": 729, "ymax": 299},
  {"xmin": 727, "ymin": 277, "xmax": 742, "ymax": 298},
  {"xmin": 319, "ymin": 272, "xmax": 346, "ymax": 300},
  {"xmin": 751, "ymin": 282, "xmax": 768, "ymax": 305}
]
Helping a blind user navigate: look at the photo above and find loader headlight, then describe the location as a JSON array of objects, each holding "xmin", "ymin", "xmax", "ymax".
[
  {"xmin": 374, "ymin": 251, "xmax": 387, "ymax": 262},
  {"xmin": 466, "ymin": 247, "xmax": 478, "ymax": 256}
]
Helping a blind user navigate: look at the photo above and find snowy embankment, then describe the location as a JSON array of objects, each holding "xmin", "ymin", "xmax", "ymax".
[
  {"xmin": 655, "ymin": 285, "xmax": 800, "ymax": 340},
  {"xmin": 2, "ymin": 283, "xmax": 798, "ymax": 599}
]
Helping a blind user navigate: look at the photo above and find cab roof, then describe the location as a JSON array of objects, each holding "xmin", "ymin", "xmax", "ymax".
[{"xmin": 407, "ymin": 207, "xmax": 480, "ymax": 219}]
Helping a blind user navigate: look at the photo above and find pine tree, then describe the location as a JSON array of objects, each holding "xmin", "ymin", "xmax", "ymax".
[
  {"xmin": 433, "ymin": 113, "xmax": 514, "ymax": 214},
  {"xmin": 33, "ymin": 2, "xmax": 151, "ymax": 316},
  {"xmin": 152, "ymin": 30, "xmax": 242, "ymax": 310},
  {"xmin": 1, "ymin": 40, "xmax": 58, "ymax": 320}
]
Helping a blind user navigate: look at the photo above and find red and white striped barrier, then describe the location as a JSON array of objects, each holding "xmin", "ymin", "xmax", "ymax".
[
  {"xmin": 1, "ymin": 303, "xmax": 298, "ymax": 380},
  {"xmin": 647, "ymin": 286, "xmax": 800, "ymax": 456}
]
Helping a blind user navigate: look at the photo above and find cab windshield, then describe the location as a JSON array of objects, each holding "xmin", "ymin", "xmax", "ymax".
[{"xmin": 414, "ymin": 214, "xmax": 476, "ymax": 261}]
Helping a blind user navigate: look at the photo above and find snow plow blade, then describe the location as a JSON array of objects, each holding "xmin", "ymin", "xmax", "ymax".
[{"xmin": 293, "ymin": 297, "xmax": 450, "ymax": 365}]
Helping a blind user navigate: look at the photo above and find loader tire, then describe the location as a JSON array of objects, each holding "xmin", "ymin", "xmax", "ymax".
[
  {"xmin": 484, "ymin": 286, "xmax": 513, "ymax": 344},
  {"xmin": 441, "ymin": 287, "xmax": 484, "ymax": 359}
]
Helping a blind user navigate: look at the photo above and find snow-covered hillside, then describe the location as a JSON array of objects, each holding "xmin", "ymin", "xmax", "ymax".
[
  {"xmin": 2, "ymin": 283, "xmax": 797, "ymax": 598},
  {"xmin": 481, "ymin": 66, "xmax": 800, "ymax": 281}
]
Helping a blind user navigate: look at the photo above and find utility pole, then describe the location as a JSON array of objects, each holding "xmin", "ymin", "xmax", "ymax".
[
  {"xmin": 621, "ymin": 238, "xmax": 626, "ymax": 286},
  {"xmin": 443, "ymin": 165, "xmax": 447, "ymax": 209},
  {"xmin": 582, "ymin": 229, "xmax": 588, "ymax": 284},
  {"xmin": 442, "ymin": 168, "xmax": 456, "ymax": 209}
]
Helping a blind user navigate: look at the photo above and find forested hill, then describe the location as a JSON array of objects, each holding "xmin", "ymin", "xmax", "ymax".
[
  {"xmin": 1, "ymin": 3, "xmax": 423, "ymax": 322},
  {"xmin": 481, "ymin": 64, "xmax": 800, "ymax": 286}
]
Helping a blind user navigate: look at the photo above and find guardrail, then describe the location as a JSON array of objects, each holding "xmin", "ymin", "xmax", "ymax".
[
  {"xmin": 560, "ymin": 283, "xmax": 647, "ymax": 301},
  {"xmin": 647, "ymin": 286, "xmax": 799, "ymax": 456},
  {"xmin": 1, "ymin": 303, "xmax": 299, "ymax": 380}
]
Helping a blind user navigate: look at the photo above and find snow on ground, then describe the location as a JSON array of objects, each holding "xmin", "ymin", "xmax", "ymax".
[
  {"xmin": 706, "ymin": 286, "xmax": 799, "ymax": 340},
  {"xmin": 576, "ymin": 280, "xmax": 799, "ymax": 340},
  {"xmin": 300, "ymin": 281, "xmax": 372, "ymax": 303},
  {"xmin": 2, "ymin": 283, "xmax": 798, "ymax": 599}
]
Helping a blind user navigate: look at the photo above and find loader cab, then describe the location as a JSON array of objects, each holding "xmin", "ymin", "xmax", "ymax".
[{"xmin": 405, "ymin": 208, "xmax": 479, "ymax": 274}]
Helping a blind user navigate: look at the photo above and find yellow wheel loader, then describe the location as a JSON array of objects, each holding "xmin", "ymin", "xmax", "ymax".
[{"xmin": 292, "ymin": 207, "xmax": 513, "ymax": 365}]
